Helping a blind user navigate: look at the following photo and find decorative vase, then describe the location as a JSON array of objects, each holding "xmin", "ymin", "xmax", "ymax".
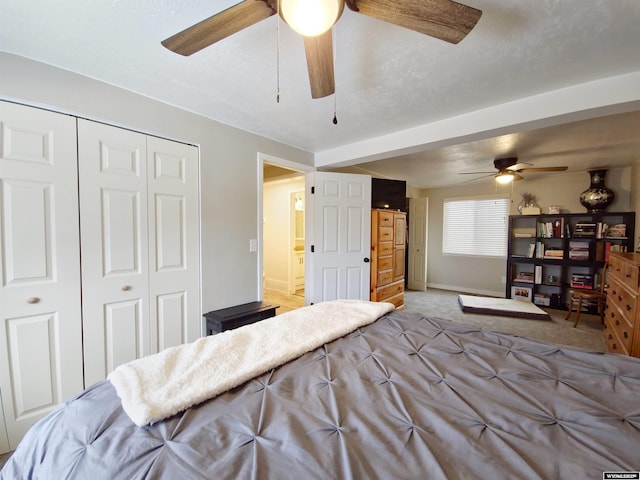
[
  {"xmin": 579, "ymin": 169, "xmax": 615, "ymax": 213},
  {"xmin": 517, "ymin": 199, "xmax": 538, "ymax": 214}
]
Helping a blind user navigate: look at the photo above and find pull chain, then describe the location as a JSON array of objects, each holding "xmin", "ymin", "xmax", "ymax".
[
  {"xmin": 276, "ymin": 0, "xmax": 281, "ymax": 103},
  {"xmin": 332, "ymin": 24, "xmax": 338, "ymax": 124}
]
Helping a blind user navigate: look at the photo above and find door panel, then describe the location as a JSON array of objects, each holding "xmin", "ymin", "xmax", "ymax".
[
  {"xmin": 7, "ymin": 314, "xmax": 56, "ymax": 415},
  {"xmin": 104, "ymin": 299, "xmax": 143, "ymax": 372},
  {"xmin": 305, "ymin": 172, "xmax": 371, "ymax": 304},
  {"xmin": 3, "ymin": 180, "xmax": 52, "ymax": 282},
  {"xmin": 102, "ymin": 188, "xmax": 143, "ymax": 275},
  {"xmin": 147, "ymin": 136, "xmax": 200, "ymax": 350},
  {"xmin": 78, "ymin": 119, "xmax": 150, "ymax": 387},
  {"xmin": 0, "ymin": 101, "xmax": 83, "ymax": 450},
  {"xmin": 157, "ymin": 291, "xmax": 186, "ymax": 349}
]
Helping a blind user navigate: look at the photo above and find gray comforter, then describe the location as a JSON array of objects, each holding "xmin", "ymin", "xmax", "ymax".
[{"xmin": 2, "ymin": 310, "xmax": 639, "ymax": 479}]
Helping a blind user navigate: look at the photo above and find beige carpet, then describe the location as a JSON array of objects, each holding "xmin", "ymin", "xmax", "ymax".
[{"xmin": 404, "ymin": 289, "xmax": 607, "ymax": 352}]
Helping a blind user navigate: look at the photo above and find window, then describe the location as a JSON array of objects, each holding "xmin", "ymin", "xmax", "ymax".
[{"xmin": 442, "ymin": 195, "xmax": 509, "ymax": 257}]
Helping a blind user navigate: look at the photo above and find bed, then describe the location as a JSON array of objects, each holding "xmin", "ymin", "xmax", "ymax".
[{"xmin": 2, "ymin": 300, "xmax": 639, "ymax": 479}]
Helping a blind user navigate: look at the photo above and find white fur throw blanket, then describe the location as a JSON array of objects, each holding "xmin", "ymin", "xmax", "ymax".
[{"xmin": 109, "ymin": 299, "xmax": 395, "ymax": 426}]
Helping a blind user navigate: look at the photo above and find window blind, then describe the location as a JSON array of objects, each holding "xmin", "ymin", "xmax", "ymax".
[{"xmin": 442, "ymin": 196, "xmax": 509, "ymax": 257}]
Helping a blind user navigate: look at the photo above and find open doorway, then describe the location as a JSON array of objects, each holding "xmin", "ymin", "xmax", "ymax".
[{"xmin": 259, "ymin": 154, "xmax": 313, "ymax": 314}]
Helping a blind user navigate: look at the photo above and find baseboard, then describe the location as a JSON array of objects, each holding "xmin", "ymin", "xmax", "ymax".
[
  {"xmin": 264, "ymin": 278, "xmax": 289, "ymax": 294},
  {"xmin": 426, "ymin": 283, "xmax": 505, "ymax": 299}
]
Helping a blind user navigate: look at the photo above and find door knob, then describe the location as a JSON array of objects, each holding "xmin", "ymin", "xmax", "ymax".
[
  {"xmin": 122, "ymin": 285, "xmax": 132, "ymax": 291},
  {"xmin": 27, "ymin": 297, "xmax": 40, "ymax": 304},
  {"xmin": 364, "ymin": 258, "xmax": 370, "ymax": 263}
]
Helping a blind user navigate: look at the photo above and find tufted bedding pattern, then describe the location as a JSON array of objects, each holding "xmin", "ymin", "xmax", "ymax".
[{"xmin": 2, "ymin": 309, "xmax": 640, "ymax": 479}]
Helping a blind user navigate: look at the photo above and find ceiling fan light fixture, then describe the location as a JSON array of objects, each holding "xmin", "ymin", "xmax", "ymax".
[
  {"xmin": 495, "ymin": 172, "xmax": 515, "ymax": 184},
  {"xmin": 281, "ymin": 0, "xmax": 342, "ymax": 37}
]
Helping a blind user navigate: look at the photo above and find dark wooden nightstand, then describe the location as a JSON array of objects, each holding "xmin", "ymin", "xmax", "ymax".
[{"xmin": 204, "ymin": 301, "xmax": 278, "ymax": 335}]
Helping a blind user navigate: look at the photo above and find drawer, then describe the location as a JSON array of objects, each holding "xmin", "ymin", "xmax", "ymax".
[
  {"xmin": 377, "ymin": 270, "xmax": 394, "ymax": 286},
  {"xmin": 609, "ymin": 256, "xmax": 640, "ymax": 288},
  {"xmin": 378, "ymin": 226, "xmax": 394, "ymax": 242},
  {"xmin": 376, "ymin": 279, "xmax": 404, "ymax": 300},
  {"xmin": 377, "ymin": 210, "xmax": 394, "ymax": 227},
  {"xmin": 384, "ymin": 292, "xmax": 404, "ymax": 308},
  {"xmin": 607, "ymin": 275, "xmax": 637, "ymax": 324},
  {"xmin": 377, "ymin": 241, "xmax": 393, "ymax": 257},
  {"xmin": 603, "ymin": 320, "xmax": 630, "ymax": 355},
  {"xmin": 604, "ymin": 308, "xmax": 634, "ymax": 353},
  {"xmin": 378, "ymin": 256, "xmax": 393, "ymax": 271}
]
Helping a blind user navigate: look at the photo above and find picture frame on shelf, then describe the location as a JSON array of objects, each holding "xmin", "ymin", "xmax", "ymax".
[{"xmin": 511, "ymin": 286, "xmax": 533, "ymax": 302}]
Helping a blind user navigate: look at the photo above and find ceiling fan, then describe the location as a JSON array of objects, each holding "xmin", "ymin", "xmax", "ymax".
[
  {"xmin": 460, "ymin": 157, "xmax": 569, "ymax": 184},
  {"xmin": 161, "ymin": 0, "xmax": 483, "ymax": 99}
]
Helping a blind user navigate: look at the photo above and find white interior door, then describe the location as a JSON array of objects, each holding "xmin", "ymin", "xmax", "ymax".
[
  {"xmin": 305, "ymin": 172, "xmax": 371, "ymax": 304},
  {"xmin": 0, "ymin": 101, "xmax": 84, "ymax": 450},
  {"xmin": 147, "ymin": 136, "xmax": 201, "ymax": 350},
  {"xmin": 408, "ymin": 197, "xmax": 429, "ymax": 291},
  {"xmin": 78, "ymin": 120, "xmax": 150, "ymax": 387}
]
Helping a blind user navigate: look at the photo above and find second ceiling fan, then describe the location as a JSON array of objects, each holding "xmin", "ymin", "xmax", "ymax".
[
  {"xmin": 461, "ymin": 157, "xmax": 569, "ymax": 184},
  {"xmin": 161, "ymin": 0, "xmax": 483, "ymax": 99}
]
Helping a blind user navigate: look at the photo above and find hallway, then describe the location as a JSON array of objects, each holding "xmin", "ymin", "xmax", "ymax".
[{"xmin": 264, "ymin": 290, "xmax": 305, "ymax": 315}]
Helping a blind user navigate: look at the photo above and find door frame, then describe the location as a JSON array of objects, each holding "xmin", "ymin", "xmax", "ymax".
[
  {"xmin": 257, "ymin": 153, "xmax": 315, "ymax": 301},
  {"xmin": 289, "ymin": 191, "xmax": 305, "ymax": 295}
]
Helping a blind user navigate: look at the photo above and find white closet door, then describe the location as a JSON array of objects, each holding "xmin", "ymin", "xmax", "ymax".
[
  {"xmin": 78, "ymin": 120, "xmax": 150, "ymax": 387},
  {"xmin": 0, "ymin": 101, "xmax": 84, "ymax": 449},
  {"xmin": 147, "ymin": 136, "xmax": 201, "ymax": 351},
  {"xmin": 0, "ymin": 395, "xmax": 9, "ymax": 454}
]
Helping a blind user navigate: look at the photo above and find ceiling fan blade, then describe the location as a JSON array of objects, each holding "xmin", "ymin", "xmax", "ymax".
[
  {"xmin": 303, "ymin": 30, "xmax": 335, "ymax": 99},
  {"xmin": 352, "ymin": 0, "xmax": 482, "ymax": 44},
  {"xmin": 459, "ymin": 171, "xmax": 495, "ymax": 175},
  {"xmin": 516, "ymin": 166, "xmax": 569, "ymax": 173},
  {"xmin": 162, "ymin": 1, "xmax": 276, "ymax": 56},
  {"xmin": 505, "ymin": 162, "xmax": 532, "ymax": 171},
  {"xmin": 462, "ymin": 173, "xmax": 494, "ymax": 183}
]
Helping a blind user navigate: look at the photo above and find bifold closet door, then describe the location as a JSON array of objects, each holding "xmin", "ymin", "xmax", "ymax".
[
  {"xmin": 79, "ymin": 120, "xmax": 201, "ymax": 387},
  {"xmin": 0, "ymin": 101, "xmax": 84, "ymax": 450},
  {"xmin": 146, "ymin": 136, "xmax": 201, "ymax": 352},
  {"xmin": 78, "ymin": 120, "xmax": 151, "ymax": 387}
]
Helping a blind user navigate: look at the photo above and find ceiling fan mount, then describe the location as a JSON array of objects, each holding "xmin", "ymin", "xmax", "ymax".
[
  {"xmin": 161, "ymin": 0, "xmax": 482, "ymax": 99},
  {"xmin": 494, "ymin": 157, "xmax": 519, "ymax": 171}
]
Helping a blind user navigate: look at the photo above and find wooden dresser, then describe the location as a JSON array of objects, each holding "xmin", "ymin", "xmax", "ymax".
[
  {"xmin": 604, "ymin": 252, "xmax": 640, "ymax": 357},
  {"xmin": 370, "ymin": 209, "xmax": 406, "ymax": 308}
]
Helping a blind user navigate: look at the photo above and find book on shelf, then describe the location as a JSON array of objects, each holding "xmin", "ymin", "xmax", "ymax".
[
  {"xmin": 571, "ymin": 273, "xmax": 593, "ymax": 289},
  {"xmin": 573, "ymin": 222, "xmax": 597, "ymax": 237},
  {"xmin": 605, "ymin": 223, "xmax": 627, "ymax": 238},
  {"xmin": 569, "ymin": 240, "xmax": 589, "ymax": 260},
  {"xmin": 514, "ymin": 272, "xmax": 534, "ymax": 283},
  {"xmin": 595, "ymin": 241, "xmax": 629, "ymax": 261},
  {"xmin": 534, "ymin": 265, "xmax": 542, "ymax": 284},
  {"xmin": 527, "ymin": 243, "xmax": 536, "ymax": 258},
  {"xmin": 543, "ymin": 249, "xmax": 564, "ymax": 259},
  {"xmin": 537, "ymin": 219, "xmax": 565, "ymax": 238}
]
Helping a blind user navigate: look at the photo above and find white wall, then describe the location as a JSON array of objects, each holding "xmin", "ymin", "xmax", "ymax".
[
  {"xmin": 263, "ymin": 177, "xmax": 305, "ymax": 293},
  {"xmin": 421, "ymin": 168, "xmax": 634, "ymax": 296},
  {"xmin": 0, "ymin": 53, "xmax": 314, "ymax": 313}
]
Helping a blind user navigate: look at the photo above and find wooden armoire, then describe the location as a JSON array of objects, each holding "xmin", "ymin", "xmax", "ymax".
[{"xmin": 370, "ymin": 209, "xmax": 406, "ymax": 308}]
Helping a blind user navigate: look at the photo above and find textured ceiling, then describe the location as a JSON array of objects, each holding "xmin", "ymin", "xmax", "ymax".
[{"xmin": 1, "ymin": 0, "xmax": 639, "ymax": 188}]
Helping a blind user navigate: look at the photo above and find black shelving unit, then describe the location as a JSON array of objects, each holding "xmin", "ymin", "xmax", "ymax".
[{"xmin": 506, "ymin": 211, "xmax": 635, "ymax": 311}]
